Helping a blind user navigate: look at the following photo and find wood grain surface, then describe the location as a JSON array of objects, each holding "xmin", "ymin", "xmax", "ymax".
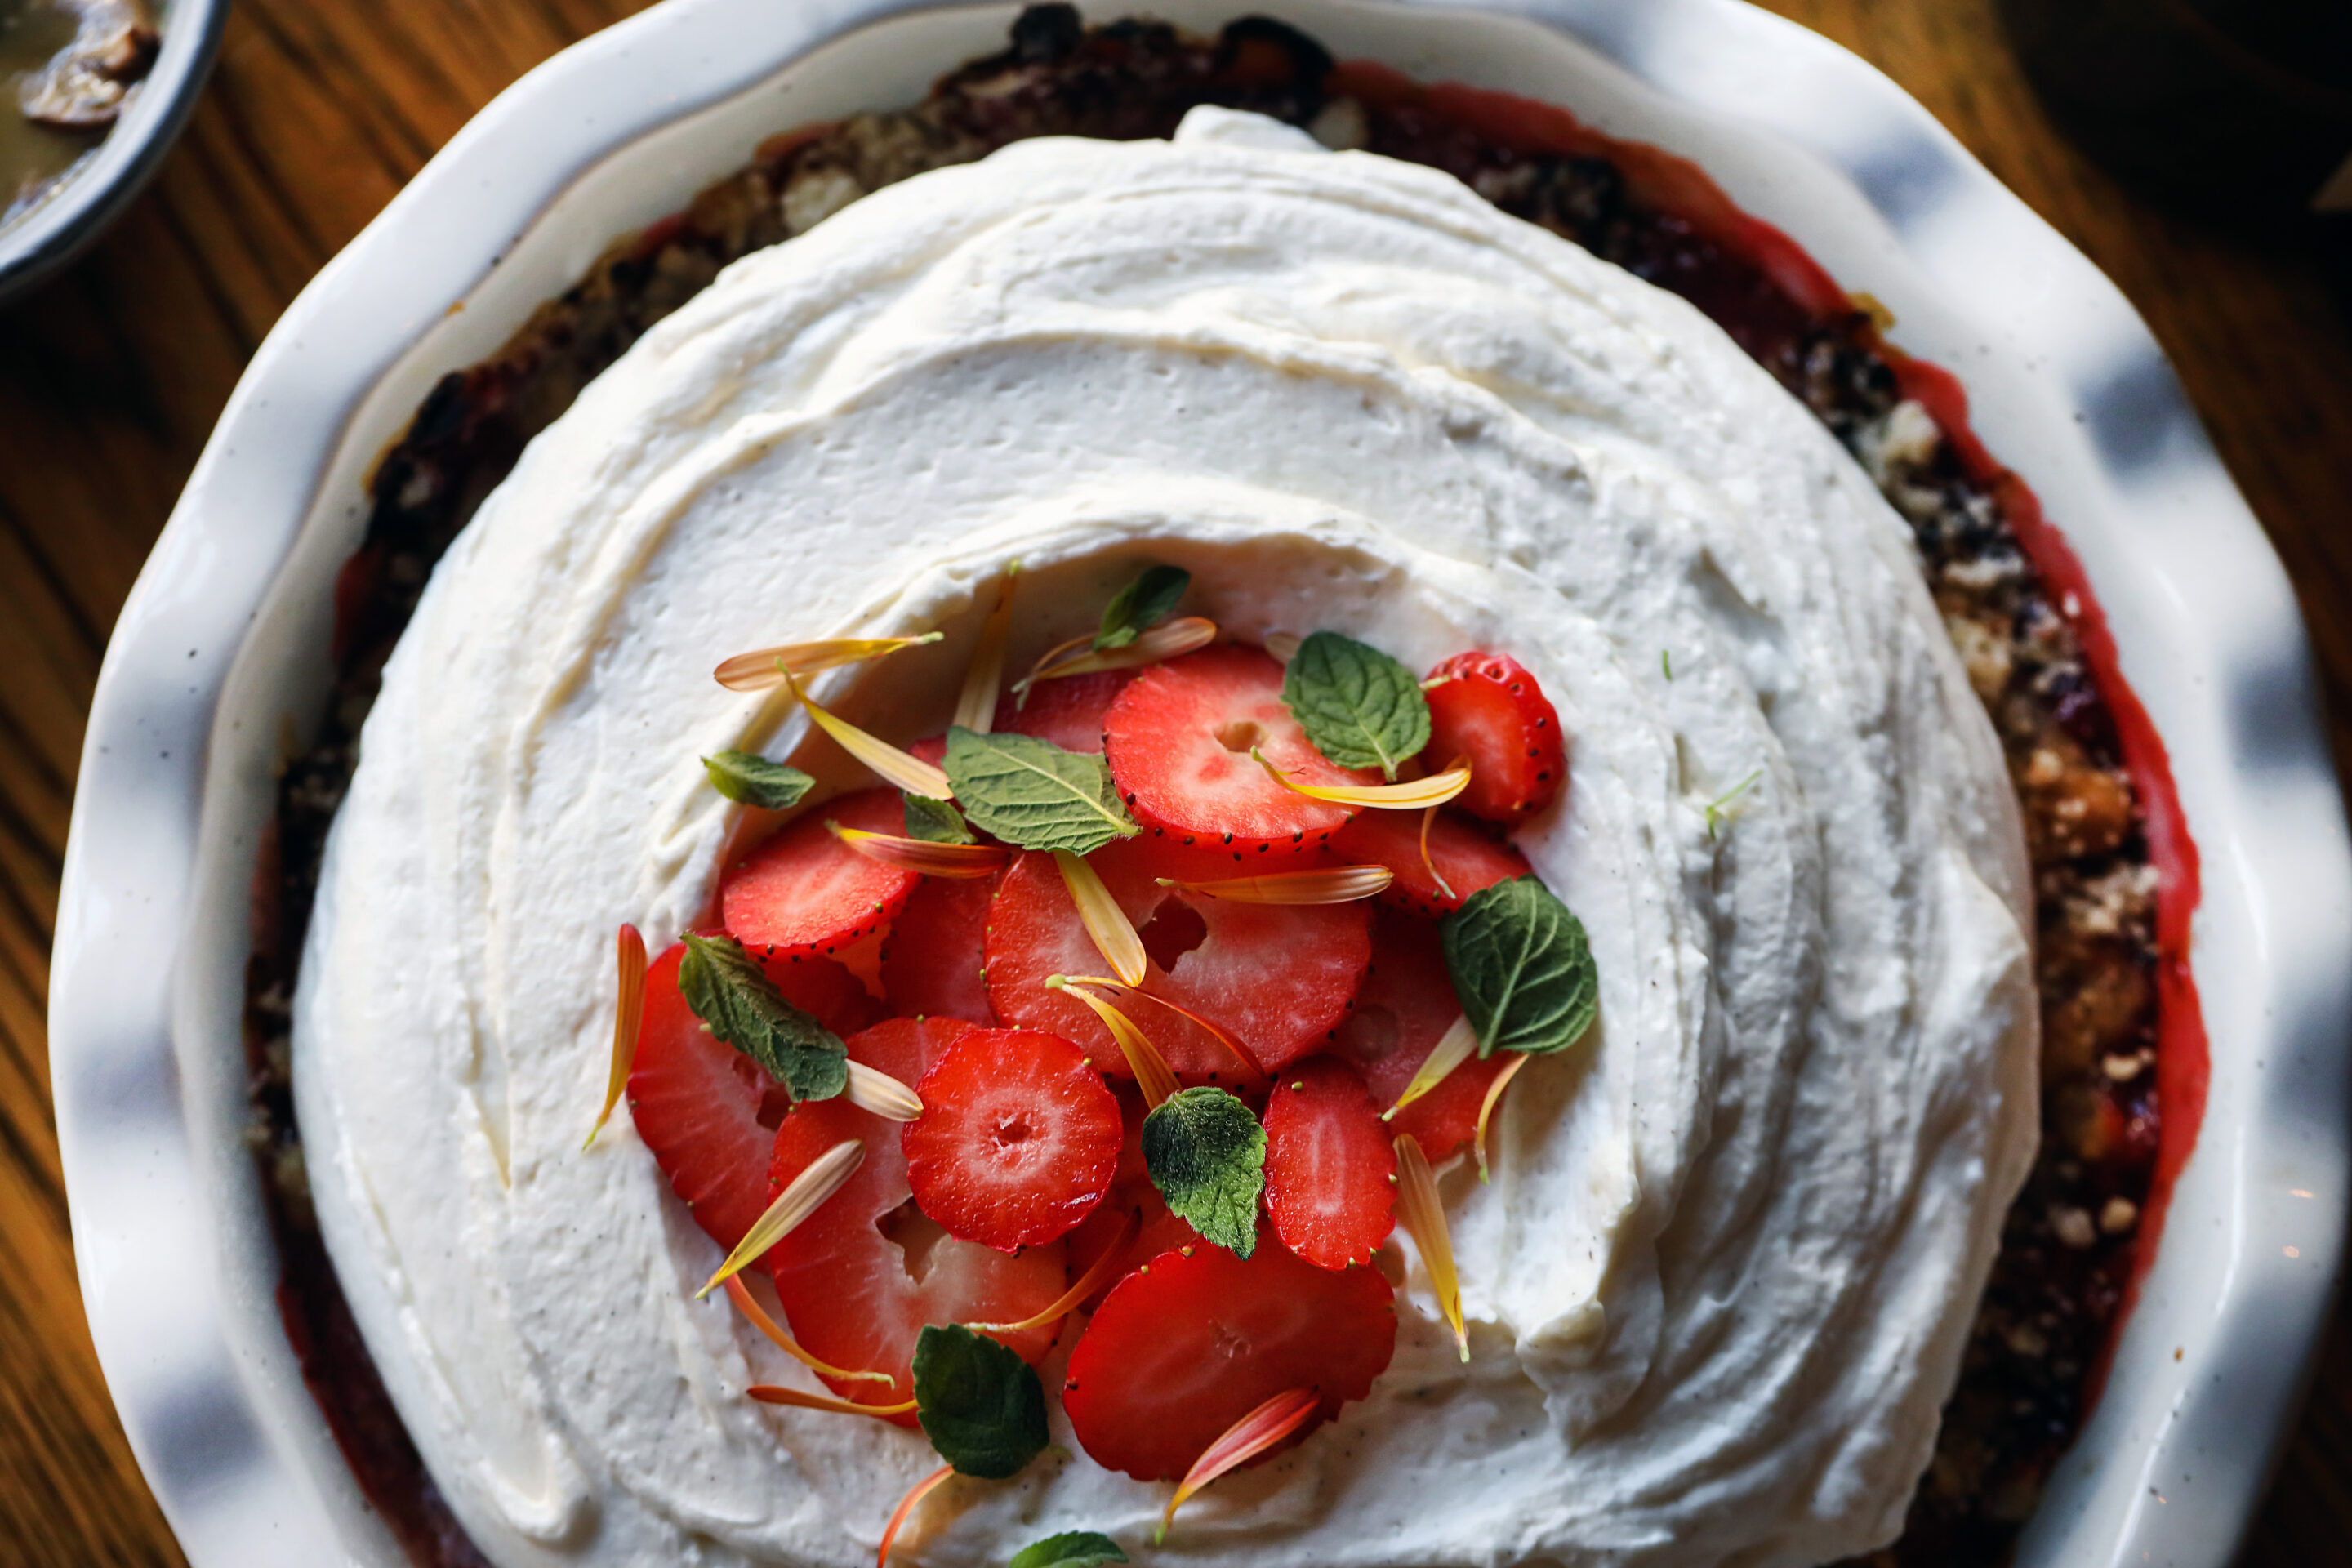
[{"xmin": 2, "ymin": 1, "xmax": 2346, "ymax": 1563}]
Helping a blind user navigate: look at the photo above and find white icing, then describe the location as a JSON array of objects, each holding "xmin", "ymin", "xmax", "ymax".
[{"xmin": 294, "ymin": 107, "xmax": 2037, "ymax": 1567}]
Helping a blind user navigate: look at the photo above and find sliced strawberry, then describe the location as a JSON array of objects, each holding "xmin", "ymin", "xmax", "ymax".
[
  {"xmin": 1065, "ymin": 1083, "xmax": 1205, "ymax": 1308},
  {"xmin": 626, "ymin": 942, "xmax": 877, "ymax": 1253},
  {"xmin": 985, "ymin": 840, "xmax": 1370, "ymax": 1076},
  {"xmin": 766, "ymin": 1015, "xmax": 1063, "ymax": 1413},
  {"xmin": 1102, "ymin": 644, "xmax": 1371, "ymax": 858},
  {"xmin": 1062, "ymin": 1241, "xmax": 1396, "ymax": 1481},
  {"xmin": 1329, "ymin": 908, "xmax": 1509, "ymax": 1160},
  {"xmin": 996, "ymin": 670, "xmax": 1134, "ymax": 754},
  {"xmin": 902, "ymin": 1027, "xmax": 1122, "ymax": 1251},
  {"xmin": 1330, "ymin": 806, "xmax": 1530, "ymax": 917},
  {"xmin": 1263, "ymin": 1058, "xmax": 1396, "ymax": 1270},
  {"xmin": 880, "ymin": 873, "xmax": 997, "ymax": 1023},
  {"xmin": 721, "ymin": 788, "xmax": 920, "ymax": 961},
  {"xmin": 1424, "ymin": 651, "xmax": 1566, "ymax": 823}
]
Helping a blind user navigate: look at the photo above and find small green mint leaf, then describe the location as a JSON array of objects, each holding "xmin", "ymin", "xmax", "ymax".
[
  {"xmin": 1440, "ymin": 876, "xmax": 1598, "ymax": 1058},
  {"xmin": 1009, "ymin": 1532, "xmax": 1128, "ymax": 1568},
  {"xmin": 942, "ymin": 728, "xmax": 1138, "ymax": 855},
  {"xmin": 677, "ymin": 933, "xmax": 849, "ymax": 1100},
  {"xmin": 702, "ymin": 751, "xmax": 815, "ymax": 810},
  {"xmin": 1281, "ymin": 630, "xmax": 1431, "ymax": 781},
  {"xmin": 904, "ymin": 792, "xmax": 976, "ymax": 844},
  {"xmin": 912, "ymin": 1324, "xmax": 1049, "ymax": 1479},
  {"xmin": 1094, "ymin": 564, "xmax": 1190, "ymax": 651},
  {"xmin": 1141, "ymin": 1086, "xmax": 1266, "ymax": 1257}
]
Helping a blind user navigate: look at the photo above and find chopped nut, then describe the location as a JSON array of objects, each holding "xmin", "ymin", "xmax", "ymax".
[
  {"xmin": 2100, "ymin": 1197, "xmax": 2139, "ymax": 1236},
  {"xmin": 2051, "ymin": 1205, "xmax": 2097, "ymax": 1249},
  {"xmin": 2101, "ymin": 1052, "xmax": 2147, "ymax": 1082}
]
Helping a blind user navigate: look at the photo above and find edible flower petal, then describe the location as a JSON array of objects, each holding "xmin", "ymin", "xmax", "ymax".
[
  {"xmin": 965, "ymin": 1206, "xmax": 1141, "ymax": 1334},
  {"xmin": 748, "ymin": 1385, "xmax": 919, "ymax": 1419},
  {"xmin": 1251, "ymin": 747, "xmax": 1470, "ymax": 809},
  {"xmin": 724, "ymin": 1276, "xmax": 896, "ymax": 1387},
  {"xmin": 1383, "ymin": 1013, "xmax": 1477, "ymax": 1120},
  {"xmin": 713, "ymin": 634, "xmax": 942, "ymax": 692},
  {"xmin": 1048, "ymin": 977, "xmax": 1178, "ymax": 1107},
  {"xmin": 845, "ymin": 1060, "xmax": 924, "ymax": 1122},
  {"xmin": 1154, "ymin": 865, "xmax": 1392, "ymax": 905},
  {"xmin": 697, "ymin": 1138, "xmax": 863, "ymax": 1298},
  {"xmin": 878, "ymin": 1465, "xmax": 954, "ymax": 1568},
  {"xmin": 1055, "ymin": 974, "xmax": 1260, "ymax": 1082},
  {"xmin": 1156, "ymin": 1386, "xmax": 1320, "ymax": 1540},
  {"xmin": 1022, "ymin": 616, "xmax": 1217, "ymax": 692},
  {"xmin": 1392, "ymin": 1133, "xmax": 1468, "ymax": 1361},
  {"xmin": 1055, "ymin": 850, "xmax": 1146, "ymax": 985},
  {"xmin": 585, "ymin": 924, "xmax": 646, "ymax": 1149},
  {"xmin": 953, "ymin": 569, "xmax": 1020, "ymax": 733},
  {"xmin": 1472, "ymin": 1052, "xmax": 1531, "ymax": 1183},
  {"xmin": 783, "ymin": 670, "xmax": 953, "ymax": 799},
  {"xmin": 1419, "ymin": 800, "xmax": 1458, "ymax": 902},
  {"xmin": 829, "ymin": 823, "xmax": 1009, "ymax": 879},
  {"xmin": 1263, "ymin": 631, "xmax": 1302, "ymax": 664}
]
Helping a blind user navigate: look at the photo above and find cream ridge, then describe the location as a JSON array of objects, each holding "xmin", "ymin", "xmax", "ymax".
[{"xmin": 292, "ymin": 107, "xmax": 2037, "ymax": 1567}]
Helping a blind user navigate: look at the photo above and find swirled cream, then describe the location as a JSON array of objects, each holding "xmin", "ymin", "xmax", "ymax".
[{"xmin": 294, "ymin": 107, "xmax": 2036, "ymax": 1567}]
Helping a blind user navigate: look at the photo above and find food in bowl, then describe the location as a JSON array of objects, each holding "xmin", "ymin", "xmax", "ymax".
[
  {"xmin": 245, "ymin": 12, "xmax": 2199, "ymax": 1567},
  {"xmin": 1, "ymin": 0, "xmax": 154, "ymax": 227}
]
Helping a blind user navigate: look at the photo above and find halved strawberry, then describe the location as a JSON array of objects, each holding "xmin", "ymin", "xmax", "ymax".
[
  {"xmin": 626, "ymin": 942, "xmax": 878, "ymax": 1253},
  {"xmin": 766, "ymin": 1015, "xmax": 1064, "ymax": 1412},
  {"xmin": 996, "ymin": 670, "xmax": 1134, "ymax": 754},
  {"xmin": 1102, "ymin": 644, "xmax": 1370, "ymax": 858},
  {"xmin": 1424, "ymin": 651, "xmax": 1566, "ymax": 823},
  {"xmin": 880, "ymin": 873, "xmax": 997, "ymax": 1024},
  {"xmin": 1329, "ymin": 806, "xmax": 1530, "ymax": 917},
  {"xmin": 985, "ymin": 840, "xmax": 1370, "ymax": 1076},
  {"xmin": 1263, "ymin": 1058, "xmax": 1396, "ymax": 1270},
  {"xmin": 1329, "ymin": 908, "xmax": 1509, "ymax": 1160},
  {"xmin": 902, "ymin": 1027, "xmax": 1122, "ymax": 1251},
  {"xmin": 721, "ymin": 788, "xmax": 920, "ymax": 960},
  {"xmin": 1062, "ymin": 1241, "xmax": 1396, "ymax": 1481}
]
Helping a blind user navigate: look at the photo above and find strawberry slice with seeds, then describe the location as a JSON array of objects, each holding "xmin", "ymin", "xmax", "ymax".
[
  {"xmin": 721, "ymin": 788, "xmax": 920, "ymax": 960},
  {"xmin": 1102, "ymin": 644, "xmax": 1372, "ymax": 858},
  {"xmin": 902, "ymin": 1027, "xmax": 1122, "ymax": 1251},
  {"xmin": 767, "ymin": 1016, "xmax": 1065, "ymax": 1412},
  {"xmin": 1424, "ymin": 651, "xmax": 1566, "ymax": 823},
  {"xmin": 1330, "ymin": 806, "xmax": 1530, "ymax": 917},
  {"xmin": 880, "ymin": 873, "xmax": 998, "ymax": 1023},
  {"xmin": 986, "ymin": 840, "xmax": 1370, "ymax": 1076},
  {"xmin": 626, "ymin": 942, "xmax": 877, "ymax": 1254},
  {"xmin": 995, "ymin": 670, "xmax": 1134, "ymax": 754},
  {"xmin": 1329, "ymin": 908, "xmax": 1510, "ymax": 1159},
  {"xmin": 1062, "ymin": 1240, "xmax": 1396, "ymax": 1481},
  {"xmin": 1263, "ymin": 1058, "xmax": 1396, "ymax": 1270}
]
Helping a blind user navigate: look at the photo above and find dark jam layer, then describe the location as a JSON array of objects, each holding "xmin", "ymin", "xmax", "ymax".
[{"xmin": 243, "ymin": 11, "xmax": 2203, "ymax": 1564}]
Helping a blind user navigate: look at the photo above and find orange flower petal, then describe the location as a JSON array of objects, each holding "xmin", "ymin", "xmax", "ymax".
[
  {"xmin": 784, "ymin": 670, "xmax": 953, "ymax": 799},
  {"xmin": 748, "ymin": 1385, "xmax": 917, "ymax": 1419},
  {"xmin": 724, "ymin": 1276, "xmax": 897, "ymax": 1387},
  {"xmin": 713, "ymin": 634, "xmax": 941, "ymax": 692},
  {"xmin": 965, "ymin": 1206, "xmax": 1141, "ymax": 1334},
  {"xmin": 1158, "ymin": 1386, "xmax": 1320, "ymax": 1540},
  {"xmin": 952, "ymin": 569, "xmax": 1020, "ymax": 733},
  {"xmin": 586, "ymin": 924, "xmax": 646, "ymax": 1149},
  {"xmin": 878, "ymin": 1465, "xmax": 954, "ymax": 1568},
  {"xmin": 1157, "ymin": 865, "xmax": 1392, "ymax": 905},
  {"xmin": 1417, "ymin": 803, "xmax": 1458, "ymax": 903},
  {"xmin": 1252, "ymin": 748, "xmax": 1470, "ymax": 809},
  {"xmin": 697, "ymin": 1139, "xmax": 863, "ymax": 1298},
  {"xmin": 1060, "ymin": 973, "xmax": 1262, "ymax": 1082},
  {"xmin": 1394, "ymin": 1133, "xmax": 1468, "ymax": 1361},
  {"xmin": 1056, "ymin": 850, "xmax": 1146, "ymax": 985},
  {"xmin": 829, "ymin": 824, "xmax": 1008, "ymax": 879},
  {"xmin": 1473, "ymin": 1052, "xmax": 1531, "ymax": 1184},
  {"xmin": 1049, "ymin": 978, "xmax": 1178, "ymax": 1107}
]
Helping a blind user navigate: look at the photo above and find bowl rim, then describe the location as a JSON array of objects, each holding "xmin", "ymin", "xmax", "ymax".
[
  {"xmin": 0, "ymin": 0, "xmax": 230, "ymax": 304},
  {"xmin": 50, "ymin": 1, "xmax": 2352, "ymax": 1564}
]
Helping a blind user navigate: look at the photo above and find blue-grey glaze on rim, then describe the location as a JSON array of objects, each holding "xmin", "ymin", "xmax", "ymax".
[{"xmin": 49, "ymin": 2, "xmax": 2352, "ymax": 1565}]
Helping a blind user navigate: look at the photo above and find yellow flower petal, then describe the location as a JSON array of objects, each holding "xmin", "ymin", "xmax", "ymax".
[
  {"xmin": 1022, "ymin": 616, "xmax": 1217, "ymax": 691},
  {"xmin": 1252, "ymin": 748, "xmax": 1470, "ymax": 809},
  {"xmin": 828, "ymin": 824, "xmax": 1008, "ymax": 879},
  {"xmin": 585, "ymin": 924, "xmax": 646, "ymax": 1149},
  {"xmin": 1418, "ymin": 803, "xmax": 1458, "ymax": 902},
  {"xmin": 746, "ymin": 1384, "xmax": 917, "ymax": 1419},
  {"xmin": 951, "ymin": 569, "xmax": 1019, "ymax": 733},
  {"xmin": 1383, "ymin": 1014, "xmax": 1477, "ymax": 1120},
  {"xmin": 1056, "ymin": 849, "xmax": 1146, "ymax": 985},
  {"xmin": 784, "ymin": 670, "xmax": 953, "ymax": 799},
  {"xmin": 1156, "ymin": 865, "xmax": 1392, "ymax": 905},
  {"xmin": 724, "ymin": 1276, "xmax": 897, "ymax": 1387},
  {"xmin": 1058, "ymin": 973, "xmax": 1262, "ymax": 1082},
  {"xmin": 1049, "ymin": 977, "xmax": 1178, "ymax": 1107},
  {"xmin": 1393, "ymin": 1133, "xmax": 1468, "ymax": 1361},
  {"xmin": 965, "ymin": 1206, "xmax": 1140, "ymax": 1334},
  {"xmin": 697, "ymin": 1138, "xmax": 863, "ymax": 1298},
  {"xmin": 1158, "ymin": 1387, "xmax": 1320, "ymax": 1542},
  {"xmin": 1473, "ymin": 1052, "xmax": 1530, "ymax": 1184},
  {"xmin": 712, "ymin": 634, "xmax": 942, "ymax": 692},
  {"xmin": 845, "ymin": 1061, "xmax": 924, "ymax": 1123}
]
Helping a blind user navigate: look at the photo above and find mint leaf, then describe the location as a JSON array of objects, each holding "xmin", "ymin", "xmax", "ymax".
[
  {"xmin": 904, "ymin": 791, "xmax": 976, "ymax": 844},
  {"xmin": 1440, "ymin": 876, "xmax": 1598, "ymax": 1058},
  {"xmin": 942, "ymin": 728, "xmax": 1138, "ymax": 855},
  {"xmin": 677, "ymin": 934, "xmax": 849, "ymax": 1100},
  {"xmin": 912, "ymin": 1324, "xmax": 1049, "ymax": 1479},
  {"xmin": 702, "ymin": 751, "xmax": 815, "ymax": 810},
  {"xmin": 1010, "ymin": 1532, "xmax": 1128, "ymax": 1568},
  {"xmin": 1094, "ymin": 564, "xmax": 1190, "ymax": 650},
  {"xmin": 1281, "ymin": 631, "xmax": 1430, "ymax": 780},
  {"xmin": 1141, "ymin": 1086, "xmax": 1265, "ymax": 1257}
]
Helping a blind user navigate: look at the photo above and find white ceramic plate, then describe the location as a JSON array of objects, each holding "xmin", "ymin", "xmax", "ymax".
[{"xmin": 52, "ymin": 2, "xmax": 2352, "ymax": 1565}]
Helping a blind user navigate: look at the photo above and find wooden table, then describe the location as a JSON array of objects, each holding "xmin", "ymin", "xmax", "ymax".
[{"xmin": 2, "ymin": 1, "xmax": 2346, "ymax": 1561}]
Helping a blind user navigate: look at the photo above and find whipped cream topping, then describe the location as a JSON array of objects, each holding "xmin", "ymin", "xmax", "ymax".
[{"xmin": 294, "ymin": 108, "xmax": 2037, "ymax": 1567}]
